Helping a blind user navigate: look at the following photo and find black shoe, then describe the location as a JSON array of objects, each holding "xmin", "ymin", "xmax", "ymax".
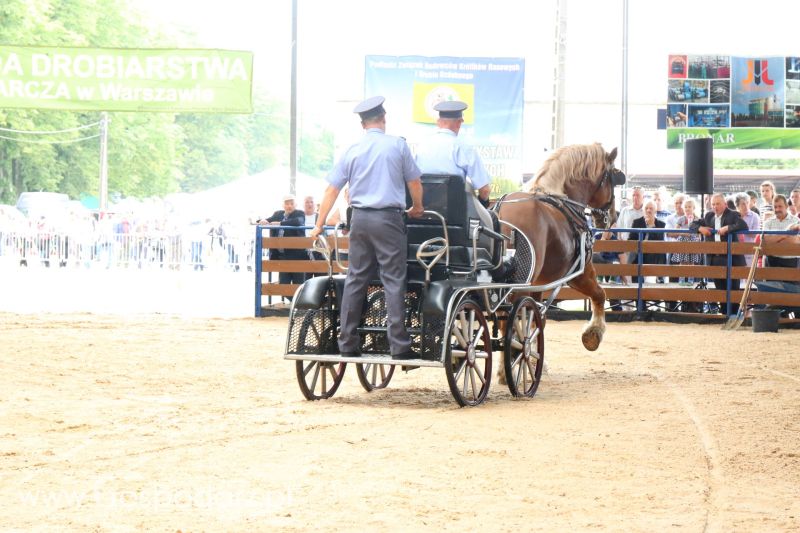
[
  {"xmin": 340, "ymin": 351, "xmax": 361, "ymax": 358},
  {"xmin": 393, "ymin": 349, "xmax": 419, "ymax": 361}
]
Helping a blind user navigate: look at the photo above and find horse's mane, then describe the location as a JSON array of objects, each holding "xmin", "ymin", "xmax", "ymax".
[{"xmin": 524, "ymin": 143, "xmax": 607, "ymax": 195}]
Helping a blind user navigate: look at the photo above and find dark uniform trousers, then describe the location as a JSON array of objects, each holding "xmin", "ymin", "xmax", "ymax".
[{"xmin": 338, "ymin": 208, "xmax": 412, "ymax": 355}]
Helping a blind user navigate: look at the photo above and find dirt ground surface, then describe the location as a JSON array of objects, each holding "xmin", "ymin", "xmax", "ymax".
[{"xmin": 0, "ymin": 312, "xmax": 798, "ymax": 532}]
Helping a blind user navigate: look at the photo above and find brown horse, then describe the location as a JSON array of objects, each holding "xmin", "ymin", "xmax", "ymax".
[{"xmin": 496, "ymin": 143, "xmax": 622, "ymax": 357}]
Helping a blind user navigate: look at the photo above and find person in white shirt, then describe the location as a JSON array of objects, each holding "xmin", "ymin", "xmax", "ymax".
[
  {"xmin": 603, "ymin": 186, "xmax": 644, "ymax": 283},
  {"xmin": 302, "ymin": 196, "xmax": 318, "ymax": 237},
  {"xmin": 762, "ymin": 194, "xmax": 800, "ymax": 268},
  {"xmin": 613, "ymin": 186, "xmax": 645, "ymax": 240},
  {"xmin": 302, "ymin": 195, "xmax": 323, "ymax": 272}
]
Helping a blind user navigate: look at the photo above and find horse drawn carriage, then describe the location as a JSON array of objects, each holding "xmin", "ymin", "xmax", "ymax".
[{"xmin": 283, "ymin": 144, "xmax": 625, "ymax": 407}]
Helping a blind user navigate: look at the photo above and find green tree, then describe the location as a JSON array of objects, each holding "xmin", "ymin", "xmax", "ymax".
[
  {"xmin": 299, "ymin": 126, "xmax": 334, "ymax": 178},
  {"xmin": 0, "ymin": 0, "xmax": 292, "ymax": 204}
]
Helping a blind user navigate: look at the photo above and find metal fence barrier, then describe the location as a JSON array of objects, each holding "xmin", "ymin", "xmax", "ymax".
[{"xmin": 0, "ymin": 230, "xmax": 255, "ymax": 271}]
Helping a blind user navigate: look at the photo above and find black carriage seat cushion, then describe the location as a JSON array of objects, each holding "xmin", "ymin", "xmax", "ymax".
[
  {"xmin": 293, "ymin": 275, "xmax": 346, "ymax": 310},
  {"xmin": 405, "ymin": 174, "xmax": 495, "ymax": 272}
]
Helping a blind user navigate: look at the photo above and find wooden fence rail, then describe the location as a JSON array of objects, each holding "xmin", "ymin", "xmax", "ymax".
[{"xmin": 254, "ymin": 225, "xmax": 800, "ymax": 317}]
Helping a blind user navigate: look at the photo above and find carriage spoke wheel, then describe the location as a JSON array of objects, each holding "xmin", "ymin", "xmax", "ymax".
[
  {"xmin": 503, "ymin": 297, "xmax": 544, "ymax": 397},
  {"xmin": 444, "ymin": 300, "xmax": 492, "ymax": 407},
  {"xmin": 356, "ymin": 362, "xmax": 395, "ymax": 391},
  {"xmin": 295, "ymin": 311, "xmax": 346, "ymax": 401},
  {"xmin": 296, "ymin": 360, "xmax": 346, "ymax": 401}
]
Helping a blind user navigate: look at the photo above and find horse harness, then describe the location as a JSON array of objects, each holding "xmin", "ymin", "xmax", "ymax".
[
  {"xmin": 493, "ymin": 191, "xmax": 598, "ymax": 271},
  {"xmin": 492, "ymin": 166, "xmax": 625, "ymax": 270}
]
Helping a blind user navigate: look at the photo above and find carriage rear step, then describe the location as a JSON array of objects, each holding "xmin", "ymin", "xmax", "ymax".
[
  {"xmin": 284, "ymin": 352, "xmax": 442, "ymax": 367},
  {"xmin": 357, "ymin": 326, "xmax": 422, "ymax": 334}
]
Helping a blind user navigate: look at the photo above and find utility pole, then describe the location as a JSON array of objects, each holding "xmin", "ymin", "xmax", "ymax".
[
  {"xmin": 550, "ymin": 0, "xmax": 567, "ymax": 151},
  {"xmin": 99, "ymin": 112, "xmax": 109, "ymax": 211},
  {"xmin": 289, "ymin": 0, "xmax": 298, "ymax": 196}
]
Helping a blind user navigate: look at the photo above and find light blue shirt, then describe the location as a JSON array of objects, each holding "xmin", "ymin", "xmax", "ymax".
[
  {"xmin": 327, "ymin": 128, "xmax": 421, "ymax": 209},
  {"xmin": 414, "ymin": 128, "xmax": 491, "ymax": 190}
]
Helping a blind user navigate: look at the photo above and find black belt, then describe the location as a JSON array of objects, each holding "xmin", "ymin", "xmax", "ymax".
[{"xmin": 352, "ymin": 206, "xmax": 403, "ymax": 212}]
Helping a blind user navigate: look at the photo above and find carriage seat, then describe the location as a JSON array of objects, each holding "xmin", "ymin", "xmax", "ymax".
[
  {"xmin": 293, "ymin": 274, "xmax": 346, "ymax": 310},
  {"xmin": 406, "ymin": 174, "xmax": 500, "ymax": 280}
]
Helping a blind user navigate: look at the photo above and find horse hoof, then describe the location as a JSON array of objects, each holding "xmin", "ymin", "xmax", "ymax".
[
  {"xmin": 581, "ymin": 329, "xmax": 601, "ymax": 351},
  {"xmin": 497, "ymin": 372, "xmax": 507, "ymax": 385}
]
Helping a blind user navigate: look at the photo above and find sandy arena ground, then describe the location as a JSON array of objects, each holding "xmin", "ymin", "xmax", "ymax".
[{"xmin": 0, "ymin": 313, "xmax": 798, "ymax": 532}]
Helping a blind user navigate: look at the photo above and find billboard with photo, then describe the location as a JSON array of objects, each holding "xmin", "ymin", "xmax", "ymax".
[
  {"xmin": 364, "ymin": 55, "xmax": 525, "ymax": 191},
  {"xmin": 666, "ymin": 54, "xmax": 800, "ymax": 148}
]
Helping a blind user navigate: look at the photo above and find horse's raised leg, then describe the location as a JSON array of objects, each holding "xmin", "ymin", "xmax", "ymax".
[{"xmin": 568, "ymin": 264, "xmax": 607, "ymax": 351}]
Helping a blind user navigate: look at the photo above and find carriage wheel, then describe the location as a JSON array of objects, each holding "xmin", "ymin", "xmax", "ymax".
[
  {"xmin": 296, "ymin": 360, "xmax": 346, "ymax": 401},
  {"xmin": 444, "ymin": 300, "xmax": 493, "ymax": 407},
  {"xmin": 503, "ymin": 297, "xmax": 544, "ymax": 397},
  {"xmin": 356, "ymin": 362, "xmax": 395, "ymax": 391},
  {"xmin": 295, "ymin": 311, "xmax": 345, "ymax": 400}
]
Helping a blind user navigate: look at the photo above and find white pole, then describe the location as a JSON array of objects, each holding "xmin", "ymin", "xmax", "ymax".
[
  {"xmin": 99, "ymin": 112, "xmax": 109, "ymax": 211},
  {"xmin": 621, "ymin": 0, "xmax": 629, "ymax": 181},
  {"xmin": 550, "ymin": 0, "xmax": 568, "ymax": 150},
  {"xmin": 289, "ymin": 0, "xmax": 298, "ymax": 196}
]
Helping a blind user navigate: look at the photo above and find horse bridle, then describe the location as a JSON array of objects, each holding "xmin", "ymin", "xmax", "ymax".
[{"xmin": 588, "ymin": 166, "xmax": 626, "ymax": 229}]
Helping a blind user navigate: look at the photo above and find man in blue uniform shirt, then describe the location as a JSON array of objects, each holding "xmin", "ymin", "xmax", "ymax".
[
  {"xmin": 311, "ymin": 96, "xmax": 424, "ymax": 360},
  {"xmin": 414, "ymin": 100, "xmax": 492, "ymax": 206}
]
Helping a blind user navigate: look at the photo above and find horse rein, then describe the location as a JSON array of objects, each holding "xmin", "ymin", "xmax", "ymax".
[{"xmin": 494, "ymin": 165, "xmax": 624, "ymax": 231}]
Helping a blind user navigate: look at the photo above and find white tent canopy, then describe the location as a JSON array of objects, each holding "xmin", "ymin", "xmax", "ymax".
[{"xmin": 165, "ymin": 168, "xmax": 329, "ymax": 221}]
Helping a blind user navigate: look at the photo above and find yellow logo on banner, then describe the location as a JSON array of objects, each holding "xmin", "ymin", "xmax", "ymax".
[{"xmin": 412, "ymin": 82, "xmax": 475, "ymax": 124}]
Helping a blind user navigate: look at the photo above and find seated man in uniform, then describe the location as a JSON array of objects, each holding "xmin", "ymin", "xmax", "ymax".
[{"xmin": 414, "ymin": 100, "xmax": 492, "ymax": 207}]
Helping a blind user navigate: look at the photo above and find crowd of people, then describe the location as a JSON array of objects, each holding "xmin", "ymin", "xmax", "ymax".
[
  {"xmin": 0, "ymin": 206, "xmax": 257, "ymax": 272},
  {"xmin": 595, "ymin": 180, "xmax": 800, "ymax": 312}
]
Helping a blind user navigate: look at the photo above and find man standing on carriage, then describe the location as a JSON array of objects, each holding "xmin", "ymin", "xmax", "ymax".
[
  {"xmin": 310, "ymin": 96, "xmax": 425, "ymax": 361},
  {"xmin": 414, "ymin": 101, "xmax": 492, "ymax": 207}
]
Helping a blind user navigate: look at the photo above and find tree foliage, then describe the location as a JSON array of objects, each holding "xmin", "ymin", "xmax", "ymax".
[{"xmin": 0, "ymin": 0, "xmax": 327, "ymax": 204}]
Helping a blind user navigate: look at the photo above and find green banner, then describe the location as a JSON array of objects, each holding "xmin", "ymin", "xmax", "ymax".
[
  {"xmin": 0, "ymin": 46, "xmax": 253, "ymax": 113},
  {"xmin": 667, "ymin": 128, "xmax": 800, "ymax": 149}
]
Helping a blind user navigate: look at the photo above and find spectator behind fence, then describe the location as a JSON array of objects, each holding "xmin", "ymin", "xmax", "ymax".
[
  {"xmin": 735, "ymin": 192, "xmax": 761, "ymax": 267},
  {"xmin": 652, "ymin": 189, "xmax": 671, "ymax": 222},
  {"xmin": 671, "ymin": 197, "xmax": 703, "ymax": 285},
  {"xmin": 260, "ymin": 194, "xmax": 306, "ymax": 301},
  {"xmin": 762, "ymin": 194, "xmax": 800, "ymax": 268},
  {"xmin": 759, "ymin": 180, "xmax": 776, "ymax": 221},
  {"xmin": 745, "ymin": 190, "xmax": 760, "ymax": 216},
  {"xmin": 664, "ymin": 193, "xmax": 686, "ymax": 280},
  {"xmin": 604, "ymin": 185, "xmax": 644, "ymax": 283},
  {"xmin": 627, "ymin": 200, "xmax": 666, "ymax": 283},
  {"xmin": 303, "ymin": 195, "xmax": 323, "ymax": 276},
  {"xmin": 691, "ymin": 193, "xmax": 747, "ymax": 314},
  {"xmin": 790, "ymin": 189, "xmax": 800, "ymax": 217}
]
